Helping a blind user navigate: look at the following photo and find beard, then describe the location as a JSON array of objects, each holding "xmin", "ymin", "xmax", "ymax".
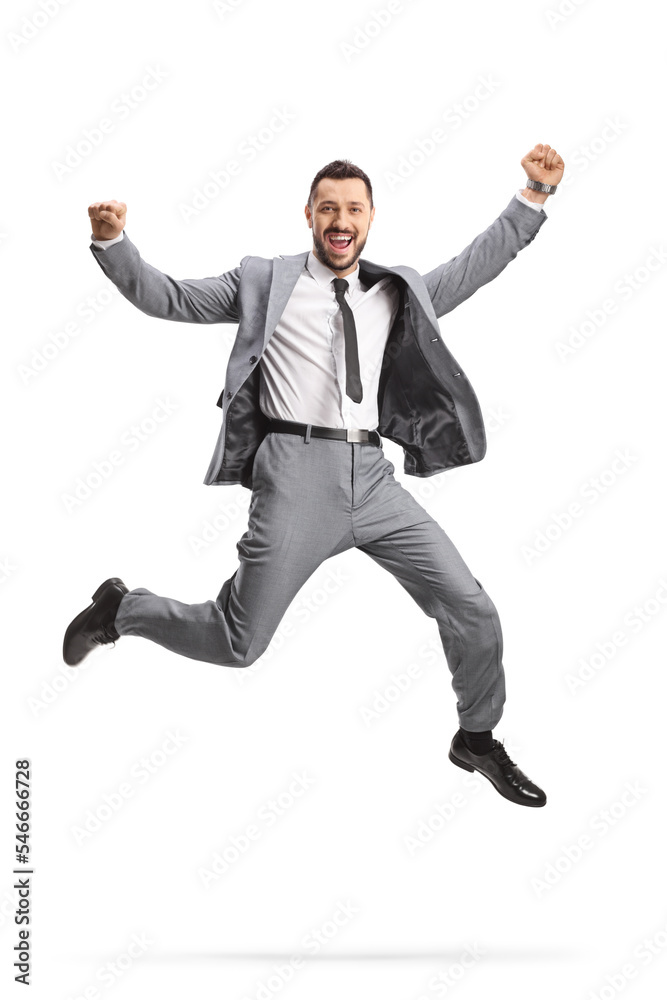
[{"xmin": 312, "ymin": 226, "xmax": 369, "ymax": 271}]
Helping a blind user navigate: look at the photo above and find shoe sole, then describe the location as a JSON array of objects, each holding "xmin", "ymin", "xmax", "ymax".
[
  {"xmin": 448, "ymin": 749, "xmax": 546, "ymax": 808},
  {"xmin": 448, "ymin": 750, "xmax": 475, "ymax": 772}
]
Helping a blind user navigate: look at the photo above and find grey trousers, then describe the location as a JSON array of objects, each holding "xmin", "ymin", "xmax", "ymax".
[{"xmin": 115, "ymin": 431, "xmax": 506, "ymax": 730}]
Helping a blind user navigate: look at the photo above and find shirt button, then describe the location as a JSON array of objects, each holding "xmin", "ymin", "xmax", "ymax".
[
  {"xmin": 226, "ymin": 390, "xmax": 233, "ymax": 399},
  {"xmin": 249, "ymin": 355, "xmax": 258, "ymax": 364}
]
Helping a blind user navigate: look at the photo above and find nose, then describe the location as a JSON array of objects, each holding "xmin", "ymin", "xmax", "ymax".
[{"xmin": 330, "ymin": 216, "xmax": 353, "ymax": 232}]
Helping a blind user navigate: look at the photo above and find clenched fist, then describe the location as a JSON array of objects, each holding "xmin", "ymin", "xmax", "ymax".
[
  {"xmin": 520, "ymin": 144, "xmax": 565, "ymax": 188},
  {"xmin": 88, "ymin": 200, "xmax": 127, "ymax": 241}
]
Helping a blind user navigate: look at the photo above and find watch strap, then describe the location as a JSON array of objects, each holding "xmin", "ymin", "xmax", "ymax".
[{"xmin": 525, "ymin": 177, "xmax": 557, "ymax": 195}]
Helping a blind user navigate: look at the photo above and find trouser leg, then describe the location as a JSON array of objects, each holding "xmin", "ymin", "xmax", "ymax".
[
  {"xmin": 359, "ymin": 521, "xmax": 505, "ymax": 729},
  {"xmin": 351, "ymin": 453, "xmax": 506, "ymax": 730},
  {"xmin": 115, "ymin": 432, "xmax": 353, "ymax": 666}
]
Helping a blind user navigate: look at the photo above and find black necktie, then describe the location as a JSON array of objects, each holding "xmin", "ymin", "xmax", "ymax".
[{"xmin": 332, "ymin": 277, "xmax": 363, "ymax": 404}]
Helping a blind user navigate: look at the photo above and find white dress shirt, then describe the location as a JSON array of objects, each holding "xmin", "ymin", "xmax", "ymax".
[
  {"xmin": 257, "ymin": 249, "xmax": 400, "ymax": 429},
  {"xmin": 91, "ymin": 190, "xmax": 545, "ymax": 429}
]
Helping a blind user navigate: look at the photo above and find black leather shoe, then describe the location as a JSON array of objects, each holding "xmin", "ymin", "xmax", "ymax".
[
  {"xmin": 449, "ymin": 730, "xmax": 546, "ymax": 807},
  {"xmin": 63, "ymin": 578, "xmax": 128, "ymax": 666}
]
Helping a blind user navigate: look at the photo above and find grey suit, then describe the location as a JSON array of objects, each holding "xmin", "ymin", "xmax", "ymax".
[
  {"xmin": 89, "ymin": 194, "xmax": 547, "ymax": 730},
  {"xmin": 90, "ymin": 194, "xmax": 547, "ymax": 488}
]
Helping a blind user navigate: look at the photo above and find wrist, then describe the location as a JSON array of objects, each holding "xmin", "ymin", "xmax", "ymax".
[{"xmin": 520, "ymin": 186, "xmax": 549, "ymax": 204}]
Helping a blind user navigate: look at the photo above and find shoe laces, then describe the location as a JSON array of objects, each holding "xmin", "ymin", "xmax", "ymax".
[
  {"xmin": 492, "ymin": 740, "xmax": 516, "ymax": 768},
  {"xmin": 91, "ymin": 625, "xmax": 116, "ymax": 647}
]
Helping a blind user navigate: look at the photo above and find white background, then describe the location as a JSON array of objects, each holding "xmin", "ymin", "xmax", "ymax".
[{"xmin": 3, "ymin": 0, "xmax": 667, "ymax": 998}]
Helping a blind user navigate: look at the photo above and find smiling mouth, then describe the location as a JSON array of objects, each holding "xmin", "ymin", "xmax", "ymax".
[{"xmin": 327, "ymin": 233, "xmax": 354, "ymax": 253}]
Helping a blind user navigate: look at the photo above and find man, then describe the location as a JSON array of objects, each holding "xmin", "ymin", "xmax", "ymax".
[{"xmin": 64, "ymin": 144, "xmax": 564, "ymax": 807}]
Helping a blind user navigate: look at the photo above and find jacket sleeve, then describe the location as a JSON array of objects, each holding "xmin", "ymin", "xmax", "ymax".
[
  {"xmin": 89, "ymin": 231, "xmax": 249, "ymax": 323},
  {"xmin": 420, "ymin": 194, "xmax": 548, "ymax": 319}
]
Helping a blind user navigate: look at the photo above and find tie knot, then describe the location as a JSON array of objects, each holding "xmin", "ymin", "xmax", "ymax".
[{"xmin": 332, "ymin": 277, "xmax": 349, "ymax": 295}]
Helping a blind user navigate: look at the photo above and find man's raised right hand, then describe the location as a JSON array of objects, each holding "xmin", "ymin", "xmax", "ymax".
[{"xmin": 88, "ymin": 200, "xmax": 127, "ymax": 241}]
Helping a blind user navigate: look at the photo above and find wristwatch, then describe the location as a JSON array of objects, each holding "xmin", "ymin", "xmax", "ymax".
[{"xmin": 525, "ymin": 178, "xmax": 557, "ymax": 195}]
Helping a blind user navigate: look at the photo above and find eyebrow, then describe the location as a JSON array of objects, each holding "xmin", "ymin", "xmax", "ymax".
[{"xmin": 318, "ymin": 200, "xmax": 366, "ymax": 207}]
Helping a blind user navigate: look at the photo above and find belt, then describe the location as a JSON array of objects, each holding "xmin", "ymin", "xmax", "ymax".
[{"xmin": 266, "ymin": 419, "xmax": 381, "ymax": 446}]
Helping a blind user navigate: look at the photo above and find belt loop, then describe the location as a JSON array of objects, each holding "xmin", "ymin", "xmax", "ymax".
[{"xmin": 304, "ymin": 423, "xmax": 312, "ymax": 444}]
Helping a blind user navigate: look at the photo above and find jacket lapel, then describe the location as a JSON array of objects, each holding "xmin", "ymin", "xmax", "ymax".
[
  {"xmin": 359, "ymin": 257, "xmax": 440, "ymax": 337},
  {"xmin": 262, "ymin": 252, "xmax": 309, "ymax": 352},
  {"xmin": 260, "ymin": 251, "xmax": 440, "ymax": 356}
]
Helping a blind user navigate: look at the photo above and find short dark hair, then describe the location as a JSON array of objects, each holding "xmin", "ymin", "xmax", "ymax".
[{"xmin": 308, "ymin": 159, "xmax": 373, "ymax": 211}]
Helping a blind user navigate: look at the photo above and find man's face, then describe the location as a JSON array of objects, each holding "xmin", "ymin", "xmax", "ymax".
[{"xmin": 305, "ymin": 177, "xmax": 375, "ymax": 277}]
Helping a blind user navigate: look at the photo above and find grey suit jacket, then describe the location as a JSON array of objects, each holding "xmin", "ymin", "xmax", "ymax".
[{"xmin": 90, "ymin": 193, "xmax": 547, "ymax": 488}]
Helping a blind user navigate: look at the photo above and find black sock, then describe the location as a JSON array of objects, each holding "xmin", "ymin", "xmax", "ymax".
[{"xmin": 459, "ymin": 727, "xmax": 493, "ymax": 755}]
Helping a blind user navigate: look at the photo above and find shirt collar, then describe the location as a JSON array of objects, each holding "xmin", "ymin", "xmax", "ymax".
[{"xmin": 306, "ymin": 249, "xmax": 361, "ymax": 293}]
